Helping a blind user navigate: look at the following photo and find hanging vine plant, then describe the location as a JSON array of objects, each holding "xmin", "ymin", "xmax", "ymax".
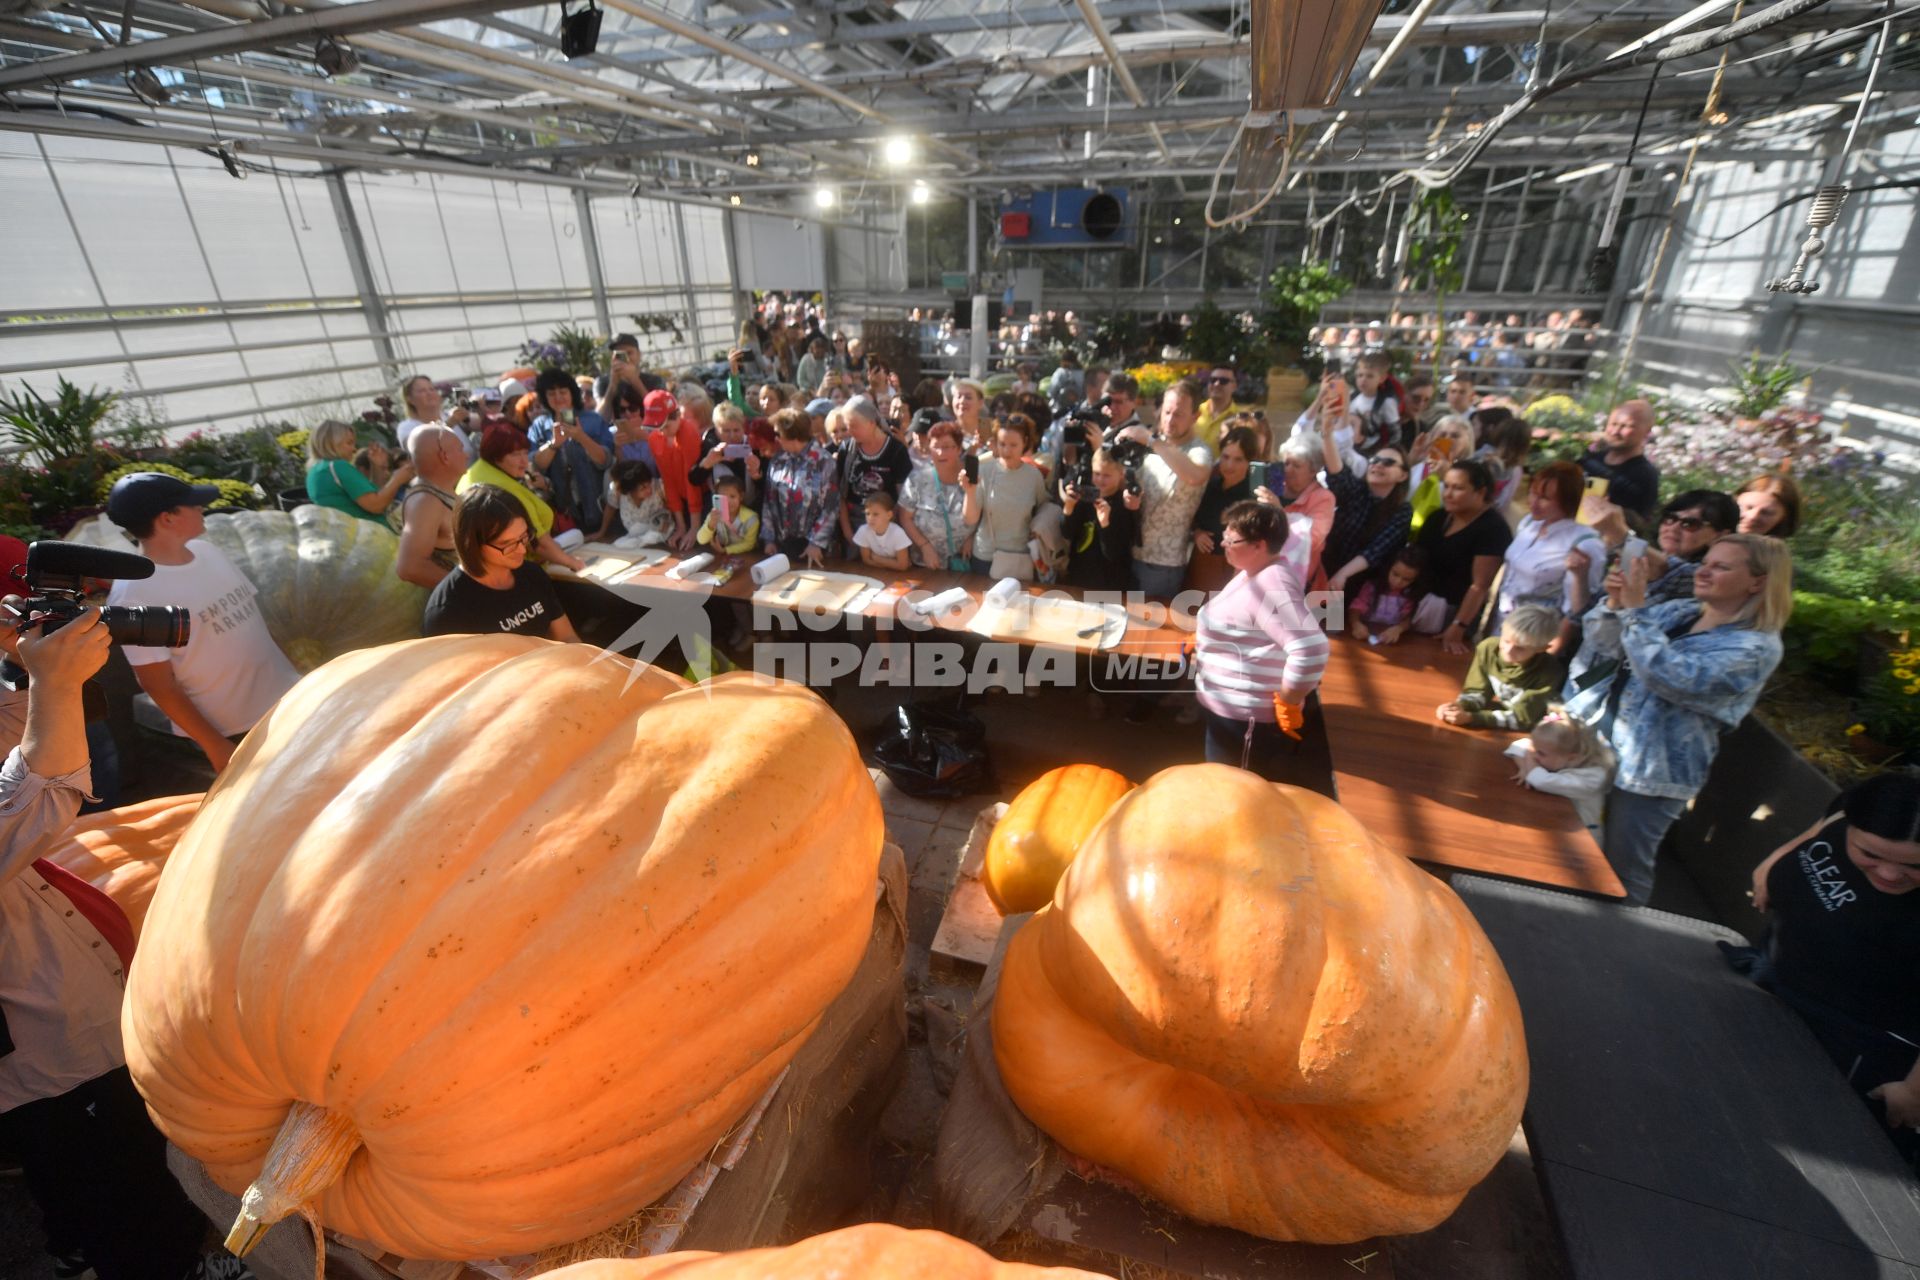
[
  {"xmin": 1404, "ymin": 187, "xmax": 1469, "ymax": 376},
  {"xmin": 628, "ymin": 311, "xmax": 686, "ymax": 349}
]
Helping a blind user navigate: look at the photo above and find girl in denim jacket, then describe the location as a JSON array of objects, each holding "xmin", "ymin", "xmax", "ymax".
[{"xmin": 1564, "ymin": 534, "xmax": 1792, "ymax": 904}]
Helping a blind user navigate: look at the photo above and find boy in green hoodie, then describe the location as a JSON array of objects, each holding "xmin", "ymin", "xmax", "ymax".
[{"xmin": 1437, "ymin": 604, "xmax": 1563, "ymax": 731}]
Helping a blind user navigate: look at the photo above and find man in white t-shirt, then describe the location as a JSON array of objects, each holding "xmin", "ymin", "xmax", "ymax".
[
  {"xmin": 1115, "ymin": 377, "xmax": 1213, "ymax": 600},
  {"xmin": 105, "ymin": 473, "xmax": 301, "ymax": 773}
]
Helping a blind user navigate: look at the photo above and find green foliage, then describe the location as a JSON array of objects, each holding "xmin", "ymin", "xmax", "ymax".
[
  {"xmin": 1860, "ymin": 639, "xmax": 1920, "ymax": 760},
  {"xmin": 1259, "ymin": 262, "xmax": 1351, "ymax": 366},
  {"xmin": 1404, "ymin": 188, "xmax": 1468, "ymax": 296},
  {"xmin": 278, "ymin": 429, "xmax": 310, "ymax": 459},
  {"xmin": 1718, "ymin": 351, "xmax": 1808, "ymax": 419},
  {"xmin": 167, "ymin": 425, "xmax": 306, "ymax": 494},
  {"xmin": 1183, "ymin": 301, "xmax": 1253, "ymax": 369},
  {"xmin": 551, "ymin": 324, "xmax": 608, "ymax": 378},
  {"xmin": 0, "ymin": 458, "xmax": 42, "ymax": 540},
  {"xmin": 0, "ymin": 376, "xmax": 118, "ymax": 463},
  {"xmin": 1090, "ymin": 309, "xmax": 1148, "ymax": 363},
  {"xmin": 207, "ymin": 478, "xmax": 265, "ymax": 511},
  {"xmin": 627, "ymin": 311, "xmax": 685, "ymax": 350},
  {"xmin": 97, "ymin": 460, "xmax": 200, "ymax": 503}
]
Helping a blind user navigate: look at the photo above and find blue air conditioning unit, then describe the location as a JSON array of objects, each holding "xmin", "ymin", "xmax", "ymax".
[{"xmin": 997, "ymin": 188, "xmax": 1134, "ymax": 250}]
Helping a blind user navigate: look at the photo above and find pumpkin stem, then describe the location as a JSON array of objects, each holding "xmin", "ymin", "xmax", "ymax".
[{"xmin": 224, "ymin": 1102, "xmax": 362, "ymax": 1257}]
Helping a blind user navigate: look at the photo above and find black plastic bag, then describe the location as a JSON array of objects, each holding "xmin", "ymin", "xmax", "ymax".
[{"xmin": 870, "ymin": 700, "xmax": 995, "ymax": 798}]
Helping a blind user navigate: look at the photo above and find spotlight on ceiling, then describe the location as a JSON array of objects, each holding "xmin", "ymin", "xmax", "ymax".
[
  {"xmin": 314, "ymin": 36, "xmax": 358, "ymax": 78},
  {"xmin": 126, "ymin": 66, "xmax": 172, "ymax": 106},
  {"xmin": 910, "ymin": 180, "xmax": 931, "ymax": 205},
  {"xmin": 883, "ymin": 135, "xmax": 913, "ymax": 166},
  {"xmin": 745, "ymin": 151, "xmax": 760, "ymax": 167},
  {"xmin": 559, "ymin": 0, "xmax": 604, "ymax": 60},
  {"xmin": 729, "ymin": 194, "xmax": 743, "ymax": 206},
  {"xmin": 814, "ymin": 185, "xmax": 837, "ymax": 209}
]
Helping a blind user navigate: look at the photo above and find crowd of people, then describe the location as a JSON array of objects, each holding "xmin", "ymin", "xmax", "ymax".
[{"xmin": 11, "ymin": 294, "xmax": 1909, "ymax": 1280}]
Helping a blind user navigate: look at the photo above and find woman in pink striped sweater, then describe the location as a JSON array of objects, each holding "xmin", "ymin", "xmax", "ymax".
[{"xmin": 1192, "ymin": 500, "xmax": 1332, "ymax": 784}]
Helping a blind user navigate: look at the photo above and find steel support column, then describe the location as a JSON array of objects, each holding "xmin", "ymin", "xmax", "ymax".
[
  {"xmin": 573, "ymin": 189, "xmax": 615, "ymax": 338},
  {"xmin": 325, "ymin": 173, "xmax": 400, "ymax": 378},
  {"xmin": 670, "ymin": 201, "xmax": 706, "ymax": 364}
]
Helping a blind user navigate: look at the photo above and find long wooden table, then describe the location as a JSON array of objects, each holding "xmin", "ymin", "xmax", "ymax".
[
  {"xmin": 563, "ymin": 546, "xmax": 1623, "ymax": 896},
  {"xmin": 1318, "ymin": 635, "xmax": 1625, "ymax": 897}
]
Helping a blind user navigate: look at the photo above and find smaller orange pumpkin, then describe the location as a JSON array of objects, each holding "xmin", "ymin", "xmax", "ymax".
[
  {"xmin": 538, "ymin": 1223, "xmax": 1109, "ymax": 1278},
  {"xmin": 983, "ymin": 765, "xmax": 1133, "ymax": 914},
  {"xmin": 44, "ymin": 793, "xmax": 203, "ymax": 937}
]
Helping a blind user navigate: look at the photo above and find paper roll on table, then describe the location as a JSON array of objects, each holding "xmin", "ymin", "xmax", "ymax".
[
  {"xmin": 666, "ymin": 553, "xmax": 714, "ymax": 580},
  {"xmin": 750, "ymin": 554, "xmax": 791, "ymax": 586},
  {"xmin": 909, "ymin": 586, "xmax": 972, "ymax": 617},
  {"xmin": 984, "ymin": 578, "xmax": 1023, "ymax": 608}
]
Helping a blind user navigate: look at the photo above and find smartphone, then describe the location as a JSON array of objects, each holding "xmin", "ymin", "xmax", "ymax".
[
  {"xmin": 1248, "ymin": 461, "xmax": 1270, "ymax": 492},
  {"xmin": 962, "ymin": 453, "xmax": 979, "ymax": 484},
  {"xmin": 1584, "ymin": 474, "xmax": 1611, "ymax": 501},
  {"xmin": 723, "ymin": 442, "xmax": 751, "ymax": 460},
  {"xmin": 713, "ymin": 494, "xmax": 733, "ymax": 525}
]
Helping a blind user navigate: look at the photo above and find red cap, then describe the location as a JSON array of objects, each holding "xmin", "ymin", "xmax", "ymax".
[{"xmin": 642, "ymin": 389, "xmax": 679, "ymax": 427}]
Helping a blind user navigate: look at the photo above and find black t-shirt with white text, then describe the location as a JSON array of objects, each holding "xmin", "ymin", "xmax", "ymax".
[
  {"xmin": 1767, "ymin": 813, "xmax": 1920, "ymax": 1044},
  {"xmin": 840, "ymin": 435, "xmax": 914, "ymax": 530},
  {"xmin": 424, "ymin": 563, "xmax": 568, "ymax": 638}
]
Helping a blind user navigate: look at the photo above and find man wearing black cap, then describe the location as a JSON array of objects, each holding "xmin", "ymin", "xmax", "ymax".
[{"xmin": 104, "ymin": 473, "xmax": 299, "ymax": 774}]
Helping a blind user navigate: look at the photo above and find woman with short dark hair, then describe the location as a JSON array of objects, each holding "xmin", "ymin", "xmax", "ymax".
[
  {"xmin": 1410, "ymin": 458, "xmax": 1512, "ymax": 652},
  {"xmin": 423, "ymin": 484, "xmax": 581, "ymax": 641},
  {"xmin": 1190, "ymin": 499, "xmax": 1330, "ymax": 785}
]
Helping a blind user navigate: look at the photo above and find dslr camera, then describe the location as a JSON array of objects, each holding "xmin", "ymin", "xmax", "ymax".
[{"xmin": 2, "ymin": 542, "xmax": 191, "ymax": 692}]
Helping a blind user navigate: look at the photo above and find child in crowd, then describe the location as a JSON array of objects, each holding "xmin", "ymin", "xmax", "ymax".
[
  {"xmin": 1504, "ymin": 710, "xmax": 1616, "ymax": 834},
  {"xmin": 596, "ymin": 459, "xmax": 671, "ymax": 546},
  {"xmin": 1061, "ymin": 448, "xmax": 1137, "ymax": 591},
  {"xmin": 696, "ymin": 476, "xmax": 761, "ymax": 555},
  {"xmin": 1346, "ymin": 546, "xmax": 1428, "ymax": 642},
  {"xmin": 852, "ymin": 492, "xmax": 913, "ymax": 571},
  {"xmin": 1437, "ymin": 604, "xmax": 1562, "ymax": 731},
  {"xmin": 1350, "ymin": 351, "xmax": 1404, "ymax": 454}
]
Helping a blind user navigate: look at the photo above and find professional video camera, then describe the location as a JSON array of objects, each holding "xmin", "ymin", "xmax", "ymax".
[{"xmin": 1, "ymin": 542, "xmax": 190, "ymax": 692}]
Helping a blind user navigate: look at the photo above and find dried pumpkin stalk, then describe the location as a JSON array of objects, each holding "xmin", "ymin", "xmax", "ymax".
[{"xmin": 225, "ymin": 1102, "xmax": 364, "ymax": 1256}]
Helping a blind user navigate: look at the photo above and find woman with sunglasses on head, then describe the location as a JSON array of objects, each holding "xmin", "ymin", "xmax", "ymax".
[
  {"xmin": 424, "ymin": 484, "xmax": 581, "ymax": 641},
  {"xmin": 1729, "ymin": 772, "xmax": 1920, "ymax": 1167}
]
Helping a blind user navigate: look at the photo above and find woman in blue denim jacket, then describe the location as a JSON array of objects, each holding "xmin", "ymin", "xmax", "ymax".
[{"xmin": 1564, "ymin": 533, "xmax": 1793, "ymax": 903}]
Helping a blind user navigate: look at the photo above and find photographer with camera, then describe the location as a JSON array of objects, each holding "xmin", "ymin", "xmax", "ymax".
[
  {"xmin": 1116, "ymin": 377, "xmax": 1214, "ymax": 600},
  {"xmin": 104, "ymin": 475, "xmax": 300, "ymax": 775},
  {"xmin": 0, "ymin": 606, "xmax": 238, "ymax": 1280}
]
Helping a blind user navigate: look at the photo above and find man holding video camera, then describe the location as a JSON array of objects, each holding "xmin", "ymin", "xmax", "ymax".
[{"xmin": 0, "ymin": 606, "xmax": 230, "ymax": 1280}]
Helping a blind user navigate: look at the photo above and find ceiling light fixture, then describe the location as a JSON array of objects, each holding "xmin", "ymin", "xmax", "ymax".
[
  {"xmin": 745, "ymin": 151, "xmax": 760, "ymax": 167},
  {"xmin": 814, "ymin": 185, "xmax": 836, "ymax": 209},
  {"xmin": 883, "ymin": 135, "xmax": 913, "ymax": 166},
  {"xmin": 729, "ymin": 194, "xmax": 743, "ymax": 206},
  {"xmin": 314, "ymin": 35, "xmax": 358, "ymax": 78},
  {"xmin": 126, "ymin": 66, "xmax": 172, "ymax": 106},
  {"xmin": 558, "ymin": 0, "xmax": 603, "ymax": 60},
  {"xmin": 910, "ymin": 181, "xmax": 931, "ymax": 205}
]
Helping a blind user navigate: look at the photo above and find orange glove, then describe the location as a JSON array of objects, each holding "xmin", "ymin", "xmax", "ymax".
[{"xmin": 1272, "ymin": 695, "xmax": 1305, "ymax": 741}]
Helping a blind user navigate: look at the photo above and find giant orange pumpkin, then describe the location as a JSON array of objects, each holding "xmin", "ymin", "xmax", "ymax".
[
  {"xmin": 982, "ymin": 765, "xmax": 1133, "ymax": 915},
  {"xmin": 538, "ymin": 1223, "xmax": 1110, "ymax": 1278},
  {"xmin": 123, "ymin": 635, "xmax": 885, "ymax": 1261},
  {"xmin": 992, "ymin": 764, "xmax": 1527, "ymax": 1243},
  {"xmin": 46, "ymin": 793, "xmax": 203, "ymax": 937}
]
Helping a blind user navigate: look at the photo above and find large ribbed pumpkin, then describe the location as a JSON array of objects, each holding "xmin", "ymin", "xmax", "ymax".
[
  {"xmin": 123, "ymin": 635, "xmax": 885, "ymax": 1261},
  {"xmin": 983, "ymin": 765, "xmax": 1133, "ymax": 914},
  {"xmin": 538, "ymin": 1223, "xmax": 1110, "ymax": 1278},
  {"xmin": 69, "ymin": 505, "xmax": 423, "ymax": 671},
  {"xmin": 45, "ymin": 793, "xmax": 203, "ymax": 937},
  {"xmin": 991, "ymin": 764, "xmax": 1527, "ymax": 1243}
]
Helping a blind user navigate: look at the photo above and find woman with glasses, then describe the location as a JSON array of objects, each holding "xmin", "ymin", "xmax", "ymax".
[
  {"xmin": 1730, "ymin": 772, "xmax": 1920, "ymax": 1168},
  {"xmin": 424, "ymin": 484, "xmax": 581, "ymax": 641},
  {"xmin": 1191, "ymin": 500, "xmax": 1330, "ymax": 786},
  {"xmin": 1316, "ymin": 423, "xmax": 1413, "ymax": 597}
]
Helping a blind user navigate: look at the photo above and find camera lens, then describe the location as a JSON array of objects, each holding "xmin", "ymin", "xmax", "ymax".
[{"xmin": 100, "ymin": 605, "xmax": 191, "ymax": 649}]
